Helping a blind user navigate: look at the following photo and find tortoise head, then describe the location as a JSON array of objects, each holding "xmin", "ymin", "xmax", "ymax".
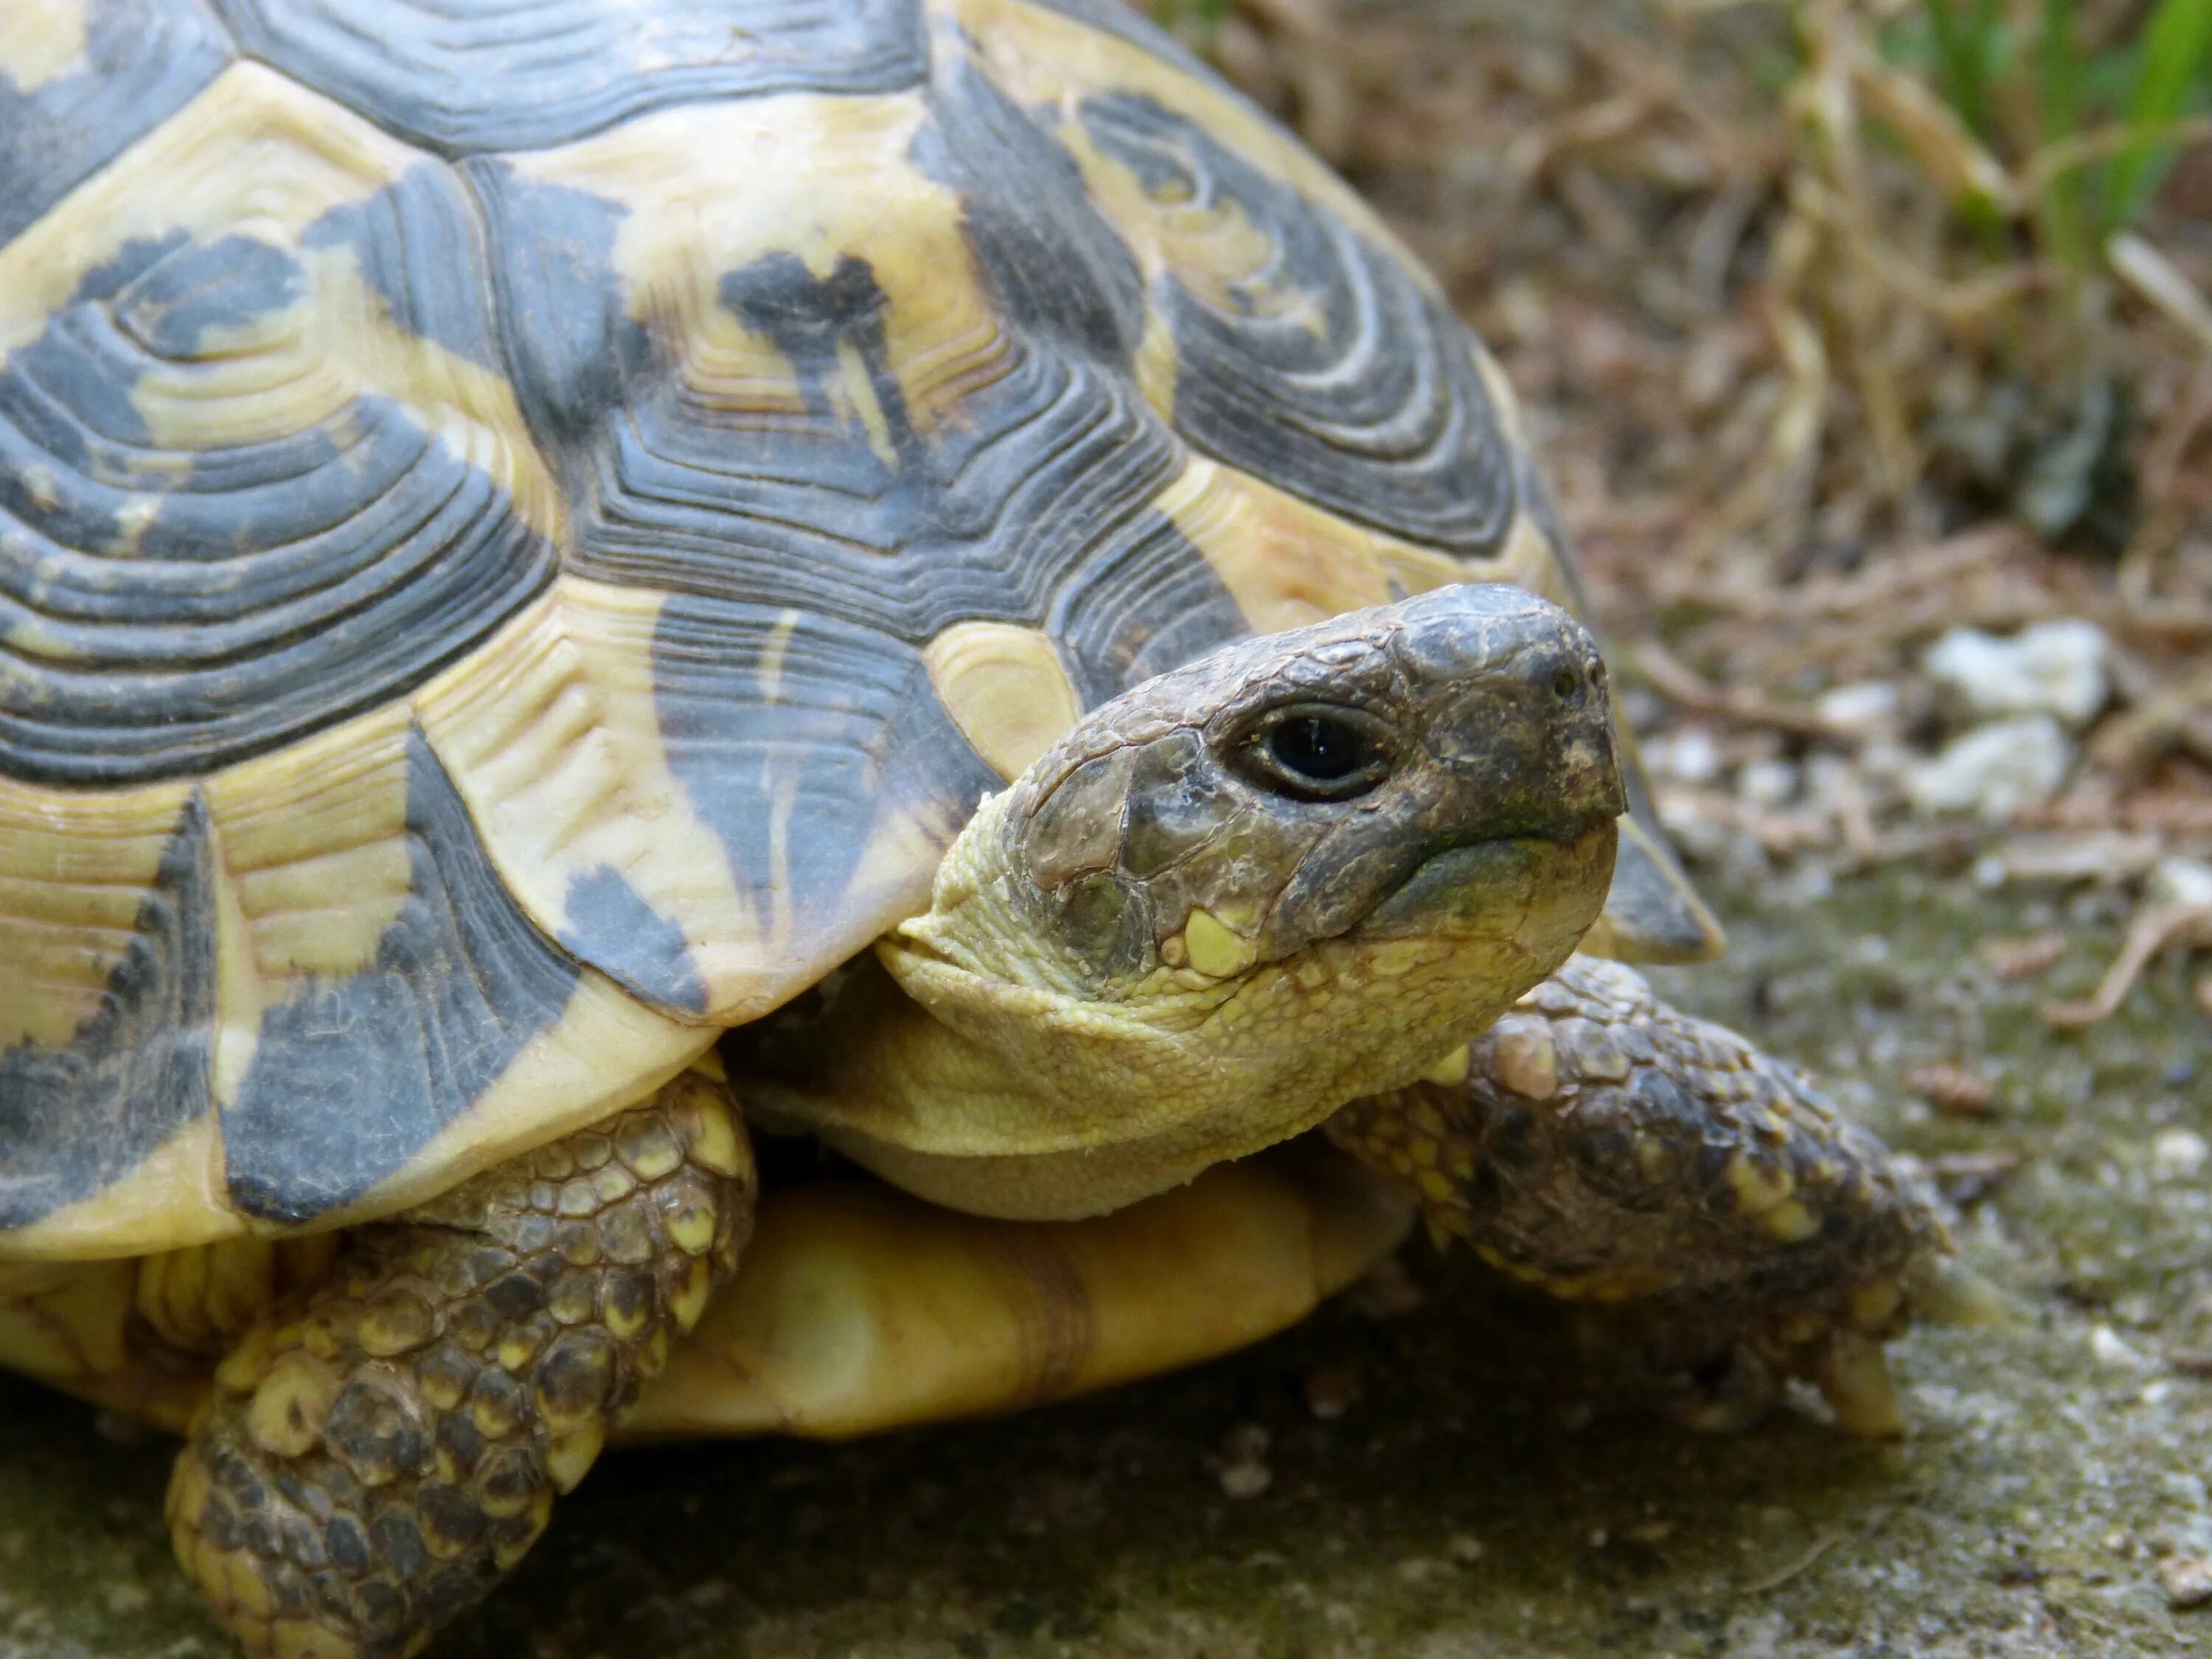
[
  {"xmin": 813, "ymin": 585, "xmax": 1622, "ymax": 1219},
  {"xmin": 984, "ymin": 582, "xmax": 1622, "ymax": 989}
]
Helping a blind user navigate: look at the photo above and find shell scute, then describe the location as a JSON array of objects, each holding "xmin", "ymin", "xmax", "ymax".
[
  {"xmin": 0, "ymin": 0, "xmax": 233, "ymax": 246},
  {"xmin": 0, "ymin": 65, "xmax": 558, "ymax": 788},
  {"xmin": 207, "ymin": 0, "xmax": 929, "ymax": 157},
  {"xmin": 0, "ymin": 787, "xmax": 215, "ymax": 1234}
]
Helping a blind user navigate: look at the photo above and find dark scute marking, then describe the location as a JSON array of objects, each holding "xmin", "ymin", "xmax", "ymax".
[
  {"xmin": 0, "ymin": 231, "xmax": 556, "ymax": 786},
  {"xmin": 557, "ymin": 866, "xmax": 707, "ymax": 1016},
  {"xmin": 719, "ymin": 253, "xmax": 923, "ymax": 468},
  {"xmin": 463, "ymin": 163, "xmax": 648, "ymax": 462},
  {"xmin": 208, "ymin": 0, "xmax": 926, "ymax": 156},
  {"xmin": 518, "ymin": 208, "xmax": 1183, "ymax": 639},
  {"xmin": 0, "ymin": 793, "xmax": 215, "ymax": 1228},
  {"xmin": 913, "ymin": 52, "xmax": 1146, "ymax": 367},
  {"xmin": 653, "ymin": 598, "xmax": 1001, "ymax": 938},
  {"xmin": 111, "ymin": 234, "xmax": 306, "ymax": 358},
  {"xmin": 1078, "ymin": 92, "xmax": 1517, "ymax": 560},
  {"xmin": 0, "ymin": 0, "xmax": 232, "ymax": 246},
  {"xmin": 223, "ymin": 729, "xmax": 581, "ymax": 1226},
  {"xmin": 302, "ymin": 163, "xmax": 502, "ymax": 368},
  {"xmin": 1047, "ymin": 509, "xmax": 1245, "ymax": 709}
]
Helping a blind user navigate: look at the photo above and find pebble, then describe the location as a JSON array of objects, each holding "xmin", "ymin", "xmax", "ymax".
[
  {"xmin": 1213, "ymin": 1424, "xmax": 1273, "ymax": 1499},
  {"xmin": 2160, "ymin": 1557, "xmax": 2212, "ymax": 1608},
  {"xmin": 1647, "ymin": 723, "xmax": 1723, "ymax": 786},
  {"xmin": 2149, "ymin": 857, "xmax": 2212, "ymax": 910},
  {"xmin": 2090, "ymin": 1324, "xmax": 2154, "ymax": 1371},
  {"xmin": 1907, "ymin": 715, "xmax": 2073, "ymax": 820},
  {"xmin": 1924, "ymin": 619, "xmax": 2110, "ymax": 727},
  {"xmin": 1815, "ymin": 679, "xmax": 1905, "ymax": 738},
  {"xmin": 1737, "ymin": 757, "xmax": 1798, "ymax": 809},
  {"xmin": 1302, "ymin": 1364, "xmax": 1360, "ymax": 1421},
  {"xmin": 2153, "ymin": 1130, "xmax": 2210, "ymax": 1182}
]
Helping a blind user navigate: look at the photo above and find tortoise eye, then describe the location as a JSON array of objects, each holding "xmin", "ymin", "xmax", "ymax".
[{"xmin": 1242, "ymin": 706, "xmax": 1394, "ymax": 801}]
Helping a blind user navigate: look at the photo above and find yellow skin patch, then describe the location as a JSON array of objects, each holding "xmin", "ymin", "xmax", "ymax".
[
  {"xmin": 1178, "ymin": 907, "xmax": 1257, "ymax": 978},
  {"xmin": 0, "ymin": 63, "xmax": 560, "ymax": 540},
  {"xmin": 922, "ymin": 621, "xmax": 1085, "ymax": 782},
  {"xmin": 0, "ymin": 0, "xmax": 88, "ymax": 94}
]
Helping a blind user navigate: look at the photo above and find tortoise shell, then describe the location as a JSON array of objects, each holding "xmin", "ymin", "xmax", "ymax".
[{"xmin": 0, "ymin": 0, "xmax": 1712, "ymax": 1261}]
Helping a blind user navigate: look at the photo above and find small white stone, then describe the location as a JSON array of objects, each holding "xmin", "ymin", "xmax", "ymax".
[
  {"xmin": 1738, "ymin": 757, "xmax": 1798, "ymax": 809},
  {"xmin": 1906, "ymin": 715, "xmax": 2074, "ymax": 821},
  {"xmin": 1801, "ymin": 752, "xmax": 1858, "ymax": 815},
  {"xmin": 2153, "ymin": 1129, "xmax": 2210, "ymax": 1181},
  {"xmin": 1923, "ymin": 620, "xmax": 2109, "ymax": 728},
  {"xmin": 2148, "ymin": 857, "xmax": 2212, "ymax": 910},
  {"xmin": 1815, "ymin": 680, "xmax": 1904, "ymax": 738},
  {"xmin": 1649, "ymin": 724, "xmax": 1722, "ymax": 786},
  {"xmin": 2090, "ymin": 1324, "xmax": 2153, "ymax": 1371}
]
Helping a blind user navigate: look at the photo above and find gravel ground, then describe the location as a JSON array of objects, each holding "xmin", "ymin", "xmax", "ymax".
[{"xmin": 4, "ymin": 868, "xmax": 2208, "ymax": 1659}]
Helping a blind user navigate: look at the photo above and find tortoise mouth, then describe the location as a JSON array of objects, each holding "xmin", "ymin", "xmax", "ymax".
[{"xmin": 1347, "ymin": 816, "xmax": 1620, "ymax": 945}]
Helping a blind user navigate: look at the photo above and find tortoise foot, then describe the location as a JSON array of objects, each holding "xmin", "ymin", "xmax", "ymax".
[
  {"xmin": 167, "ymin": 1069, "xmax": 754, "ymax": 1659},
  {"xmin": 1329, "ymin": 954, "xmax": 1986, "ymax": 1438}
]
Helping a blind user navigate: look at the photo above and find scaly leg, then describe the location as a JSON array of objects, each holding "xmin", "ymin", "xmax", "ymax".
[
  {"xmin": 1328, "ymin": 955, "xmax": 1990, "ymax": 1437},
  {"xmin": 167, "ymin": 1067, "xmax": 754, "ymax": 1659}
]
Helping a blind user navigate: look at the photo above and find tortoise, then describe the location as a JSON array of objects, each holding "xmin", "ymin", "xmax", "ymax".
[{"xmin": 0, "ymin": 0, "xmax": 1985, "ymax": 1653}]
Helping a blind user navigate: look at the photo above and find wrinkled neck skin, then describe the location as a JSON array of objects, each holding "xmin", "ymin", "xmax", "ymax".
[{"xmin": 747, "ymin": 788, "xmax": 1614, "ymax": 1222}]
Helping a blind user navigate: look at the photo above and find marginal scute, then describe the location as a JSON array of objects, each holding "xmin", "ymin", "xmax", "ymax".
[
  {"xmin": 0, "ymin": 0, "xmax": 233, "ymax": 245},
  {"xmin": 0, "ymin": 63, "xmax": 559, "ymax": 786},
  {"xmin": 0, "ymin": 788, "xmax": 217, "ymax": 1232},
  {"xmin": 209, "ymin": 0, "xmax": 928, "ymax": 156},
  {"xmin": 219, "ymin": 730, "xmax": 582, "ymax": 1226}
]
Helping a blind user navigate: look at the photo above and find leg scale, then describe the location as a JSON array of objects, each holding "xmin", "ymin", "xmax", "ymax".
[{"xmin": 167, "ymin": 1070, "xmax": 754, "ymax": 1659}]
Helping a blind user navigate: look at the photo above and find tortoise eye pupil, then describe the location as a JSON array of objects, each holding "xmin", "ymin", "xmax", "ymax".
[{"xmin": 1270, "ymin": 715, "xmax": 1367, "ymax": 783}]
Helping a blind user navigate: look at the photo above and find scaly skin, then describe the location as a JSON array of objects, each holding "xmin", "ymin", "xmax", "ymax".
[
  {"xmin": 1328, "ymin": 955, "xmax": 1969, "ymax": 1437},
  {"xmin": 167, "ymin": 1069, "xmax": 754, "ymax": 1659}
]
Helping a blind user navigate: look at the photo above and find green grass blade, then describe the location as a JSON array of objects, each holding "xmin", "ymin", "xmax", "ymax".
[
  {"xmin": 2035, "ymin": 0, "xmax": 2093, "ymax": 268},
  {"xmin": 1924, "ymin": 0, "xmax": 2003, "ymax": 138},
  {"xmin": 2109, "ymin": 0, "xmax": 2212, "ymax": 227}
]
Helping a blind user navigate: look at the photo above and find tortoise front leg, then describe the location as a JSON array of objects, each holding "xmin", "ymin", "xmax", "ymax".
[
  {"xmin": 1327, "ymin": 956, "xmax": 1989, "ymax": 1437},
  {"xmin": 167, "ymin": 1067, "xmax": 754, "ymax": 1659}
]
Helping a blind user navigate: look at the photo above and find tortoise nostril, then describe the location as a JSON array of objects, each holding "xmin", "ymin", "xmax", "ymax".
[{"xmin": 1551, "ymin": 667, "xmax": 1582, "ymax": 703}]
